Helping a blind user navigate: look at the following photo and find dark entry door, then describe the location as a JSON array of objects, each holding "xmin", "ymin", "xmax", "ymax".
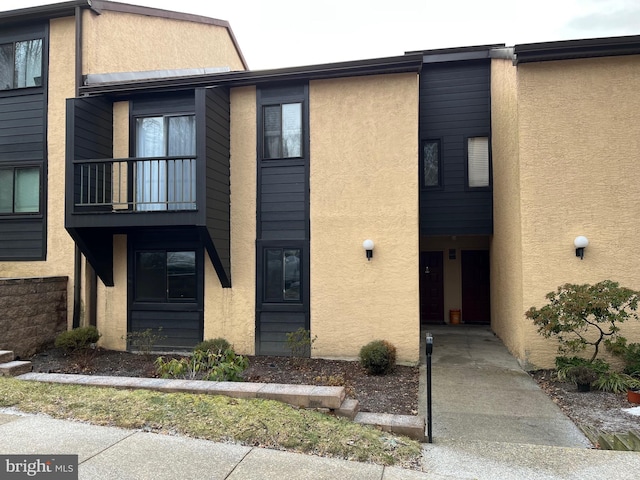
[
  {"xmin": 128, "ymin": 233, "xmax": 204, "ymax": 350},
  {"xmin": 420, "ymin": 251, "xmax": 444, "ymax": 324},
  {"xmin": 461, "ymin": 250, "xmax": 490, "ymax": 324}
]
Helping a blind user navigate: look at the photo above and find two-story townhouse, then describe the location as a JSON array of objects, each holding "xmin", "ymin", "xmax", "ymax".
[
  {"xmin": 0, "ymin": 0, "xmax": 246, "ymax": 349},
  {"xmin": 3, "ymin": 1, "xmax": 640, "ymax": 369}
]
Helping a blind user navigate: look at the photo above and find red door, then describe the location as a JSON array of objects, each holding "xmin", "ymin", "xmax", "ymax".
[
  {"xmin": 420, "ymin": 251, "xmax": 444, "ymax": 324},
  {"xmin": 461, "ymin": 250, "xmax": 490, "ymax": 324}
]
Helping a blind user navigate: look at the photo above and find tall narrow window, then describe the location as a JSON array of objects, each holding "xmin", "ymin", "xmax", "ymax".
[
  {"xmin": 135, "ymin": 115, "xmax": 196, "ymax": 211},
  {"xmin": 264, "ymin": 248, "xmax": 301, "ymax": 302},
  {"xmin": 467, "ymin": 137, "xmax": 490, "ymax": 188},
  {"xmin": 422, "ymin": 139, "xmax": 441, "ymax": 188},
  {"xmin": 263, "ymin": 103, "xmax": 302, "ymax": 159},
  {"xmin": 0, "ymin": 39, "xmax": 42, "ymax": 90},
  {"xmin": 0, "ymin": 167, "xmax": 40, "ymax": 214}
]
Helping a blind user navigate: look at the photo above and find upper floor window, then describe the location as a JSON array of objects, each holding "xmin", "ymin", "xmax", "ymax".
[
  {"xmin": 467, "ymin": 136, "xmax": 490, "ymax": 188},
  {"xmin": 422, "ymin": 139, "xmax": 441, "ymax": 188},
  {"xmin": 0, "ymin": 39, "xmax": 43, "ymax": 90},
  {"xmin": 263, "ymin": 103, "xmax": 302, "ymax": 159},
  {"xmin": 135, "ymin": 114, "xmax": 196, "ymax": 211},
  {"xmin": 0, "ymin": 166, "xmax": 40, "ymax": 214}
]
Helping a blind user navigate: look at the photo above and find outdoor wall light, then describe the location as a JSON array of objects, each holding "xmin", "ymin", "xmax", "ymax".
[
  {"xmin": 362, "ymin": 239, "xmax": 374, "ymax": 261},
  {"xmin": 574, "ymin": 236, "xmax": 589, "ymax": 260}
]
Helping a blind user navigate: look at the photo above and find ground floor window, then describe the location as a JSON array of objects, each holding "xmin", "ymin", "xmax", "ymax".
[{"xmin": 135, "ymin": 250, "xmax": 196, "ymax": 302}]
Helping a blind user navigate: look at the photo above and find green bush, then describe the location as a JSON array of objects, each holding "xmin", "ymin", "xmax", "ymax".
[
  {"xmin": 359, "ymin": 340, "xmax": 397, "ymax": 375},
  {"xmin": 194, "ymin": 338, "xmax": 232, "ymax": 354},
  {"xmin": 54, "ymin": 326, "xmax": 100, "ymax": 354},
  {"xmin": 555, "ymin": 356, "xmax": 610, "ymax": 381},
  {"xmin": 606, "ymin": 338, "xmax": 640, "ymax": 376},
  {"xmin": 123, "ymin": 328, "xmax": 166, "ymax": 357},
  {"xmin": 526, "ymin": 280, "xmax": 640, "ymax": 362},
  {"xmin": 566, "ymin": 366, "xmax": 598, "ymax": 385},
  {"xmin": 286, "ymin": 328, "xmax": 317, "ymax": 357},
  {"xmin": 155, "ymin": 349, "xmax": 248, "ymax": 382},
  {"xmin": 593, "ymin": 371, "xmax": 640, "ymax": 394}
]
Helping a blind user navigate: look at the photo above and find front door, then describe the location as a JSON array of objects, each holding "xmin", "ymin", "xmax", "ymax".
[
  {"xmin": 420, "ymin": 251, "xmax": 444, "ymax": 324},
  {"xmin": 128, "ymin": 233, "xmax": 204, "ymax": 350},
  {"xmin": 461, "ymin": 250, "xmax": 490, "ymax": 324}
]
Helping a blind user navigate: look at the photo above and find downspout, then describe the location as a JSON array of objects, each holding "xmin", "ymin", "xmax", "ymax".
[{"xmin": 72, "ymin": 6, "xmax": 84, "ymax": 328}]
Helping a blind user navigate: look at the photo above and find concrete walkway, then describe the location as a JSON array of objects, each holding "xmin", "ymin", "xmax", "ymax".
[{"xmin": 2, "ymin": 326, "xmax": 640, "ymax": 479}]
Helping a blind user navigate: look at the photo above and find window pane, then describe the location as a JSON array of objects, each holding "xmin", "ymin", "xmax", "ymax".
[
  {"xmin": 263, "ymin": 106, "xmax": 281, "ymax": 159},
  {"xmin": 423, "ymin": 141, "xmax": 439, "ymax": 187},
  {"xmin": 14, "ymin": 167, "xmax": 39, "ymax": 213},
  {"xmin": 167, "ymin": 116, "xmax": 196, "ymax": 210},
  {"xmin": 264, "ymin": 248, "xmax": 283, "ymax": 301},
  {"xmin": 167, "ymin": 251, "xmax": 196, "ymax": 300},
  {"xmin": 14, "ymin": 39, "xmax": 42, "ymax": 88},
  {"xmin": 283, "ymin": 249, "xmax": 301, "ymax": 301},
  {"xmin": 167, "ymin": 115, "xmax": 196, "ymax": 156},
  {"xmin": 0, "ymin": 44, "xmax": 13, "ymax": 90},
  {"xmin": 135, "ymin": 252, "xmax": 166, "ymax": 301},
  {"xmin": 136, "ymin": 117, "xmax": 166, "ymax": 211},
  {"xmin": 468, "ymin": 137, "xmax": 489, "ymax": 188},
  {"xmin": 282, "ymin": 103, "xmax": 302, "ymax": 158},
  {"xmin": 0, "ymin": 169, "xmax": 13, "ymax": 213}
]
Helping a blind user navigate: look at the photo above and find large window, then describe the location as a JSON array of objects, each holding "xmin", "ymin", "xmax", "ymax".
[
  {"xmin": 264, "ymin": 248, "xmax": 301, "ymax": 302},
  {"xmin": 467, "ymin": 136, "xmax": 490, "ymax": 188},
  {"xmin": 135, "ymin": 250, "xmax": 196, "ymax": 302},
  {"xmin": 263, "ymin": 103, "xmax": 302, "ymax": 159},
  {"xmin": 135, "ymin": 114, "xmax": 196, "ymax": 211},
  {"xmin": 0, "ymin": 39, "xmax": 42, "ymax": 90},
  {"xmin": 0, "ymin": 166, "xmax": 40, "ymax": 214},
  {"xmin": 422, "ymin": 139, "xmax": 441, "ymax": 188}
]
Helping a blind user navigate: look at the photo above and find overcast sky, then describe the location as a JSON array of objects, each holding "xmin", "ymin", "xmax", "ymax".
[{"xmin": 2, "ymin": 0, "xmax": 640, "ymax": 70}]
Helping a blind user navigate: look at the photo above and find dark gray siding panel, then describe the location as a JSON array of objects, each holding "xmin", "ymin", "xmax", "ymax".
[
  {"xmin": 197, "ymin": 87, "xmax": 231, "ymax": 287},
  {"xmin": 419, "ymin": 60, "xmax": 493, "ymax": 235},
  {"xmin": 65, "ymin": 96, "xmax": 114, "ymax": 285},
  {"xmin": 260, "ymin": 165, "xmax": 306, "ymax": 239},
  {"xmin": 0, "ymin": 219, "xmax": 44, "ymax": 259}
]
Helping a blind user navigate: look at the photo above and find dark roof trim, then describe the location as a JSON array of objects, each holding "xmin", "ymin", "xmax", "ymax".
[
  {"xmin": 79, "ymin": 53, "xmax": 424, "ymax": 97},
  {"xmin": 406, "ymin": 44, "xmax": 505, "ymax": 64},
  {"xmin": 514, "ymin": 35, "xmax": 640, "ymax": 64},
  {"xmin": 0, "ymin": 1, "xmax": 248, "ymax": 70}
]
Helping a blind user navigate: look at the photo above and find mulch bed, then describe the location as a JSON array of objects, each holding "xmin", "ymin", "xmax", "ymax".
[{"xmin": 27, "ymin": 348, "xmax": 420, "ymax": 416}]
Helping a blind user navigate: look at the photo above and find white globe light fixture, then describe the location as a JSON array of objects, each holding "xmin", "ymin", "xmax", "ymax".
[
  {"xmin": 362, "ymin": 239, "xmax": 374, "ymax": 261},
  {"xmin": 574, "ymin": 236, "xmax": 589, "ymax": 260}
]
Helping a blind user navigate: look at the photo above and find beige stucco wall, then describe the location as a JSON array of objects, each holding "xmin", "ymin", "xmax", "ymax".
[
  {"xmin": 0, "ymin": 17, "xmax": 78, "ymax": 326},
  {"xmin": 82, "ymin": 9, "xmax": 245, "ymax": 75},
  {"xmin": 421, "ymin": 236, "xmax": 490, "ymax": 323},
  {"xmin": 490, "ymin": 58, "xmax": 526, "ymax": 363},
  {"xmin": 517, "ymin": 55, "xmax": 640, "ymax": 368},
  {"xmin": 203, "ymin": 86, "xmax": 257, "ymax": 355},
  {"xmin": 95, "ymin": 102, "xmax": 130, "ymax": 350},
  {"xmin": 309, "ymin": 73, "xmax": 420, "ymax": 364}
]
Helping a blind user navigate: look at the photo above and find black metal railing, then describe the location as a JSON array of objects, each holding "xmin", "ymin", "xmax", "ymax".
[{"xmin": 72, "ymin": 156, "xmax": 197, "ymax": 212}]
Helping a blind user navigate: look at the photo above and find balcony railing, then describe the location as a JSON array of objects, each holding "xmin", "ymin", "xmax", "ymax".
[{"xmin": 72, "ymin": 156, "xmax": 197, "ymax": 213}]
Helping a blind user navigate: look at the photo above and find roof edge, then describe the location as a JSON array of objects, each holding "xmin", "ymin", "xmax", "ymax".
[
  {"xmin": 514, "ymin": 34, "xmax": 640, "ymax": 64},
  {"xmin": 79, "ymin": 53, "xmax": 424, "ymax": 96}
]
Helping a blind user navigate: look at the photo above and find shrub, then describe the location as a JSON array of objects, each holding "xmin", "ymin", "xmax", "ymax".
[
  {"xmin": 606, "ymin": 338, "xmax": 640, "ymax": 376},
  {"xmin": 123, "ymin": 328, "xmax": 166, "ymax": 358},
  {"xmin": 359, "ymin": 340, "xmax": 397, "ymax": 375},
  {"xmin": 194, "ymin": 338, "xmax": 232, "ymax": 355},
  {"xmin": 566, "ymin": 366, "xmax": 598, "ymax": 385},
  {"xmin": 286, "ymin": 328, "xmax": 316, "ymax": 357},
  {"xmin": 155, "ymin": 349, "xmax": 248, "ymax": 382},
  {"xmin": 54, "ymin": 326, "xmax": 100, "ymax": 355},
  {"xmin": 526, "ymin": 280, "xmax": 640, "ymax": 362},
  {"xmin": 593, "ymin": 371, "xmax": 640, "ymax": 394},
  {"xmin": 555, "ymin": 356, "xmax": 610, "ymax": 381}
]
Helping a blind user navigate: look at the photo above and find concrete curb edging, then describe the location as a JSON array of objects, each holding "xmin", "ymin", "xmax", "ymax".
[{"xmin": 15, "ymin": 372, "xmax": 426, "ymax": 440}]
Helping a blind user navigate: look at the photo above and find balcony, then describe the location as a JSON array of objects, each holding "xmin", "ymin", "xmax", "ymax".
[{"xmin": 72, "ymin": 156, "xmax": 197, "ymax": 214}]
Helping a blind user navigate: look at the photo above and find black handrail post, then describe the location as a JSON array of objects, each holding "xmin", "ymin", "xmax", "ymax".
[{"xmin": 426, "ymin": 332, "xmax": 433, "ymax": 443}]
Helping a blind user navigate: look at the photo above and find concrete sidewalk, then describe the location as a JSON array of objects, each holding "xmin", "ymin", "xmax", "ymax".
[{"xmin": 2, "ymin": 326, "xmax": 640, "ymax": 479}]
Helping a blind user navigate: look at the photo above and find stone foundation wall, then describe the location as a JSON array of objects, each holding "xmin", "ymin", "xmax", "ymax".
[{"xmin": 0, "ymin": 277, "xmax": 68, "ymax": 358}]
